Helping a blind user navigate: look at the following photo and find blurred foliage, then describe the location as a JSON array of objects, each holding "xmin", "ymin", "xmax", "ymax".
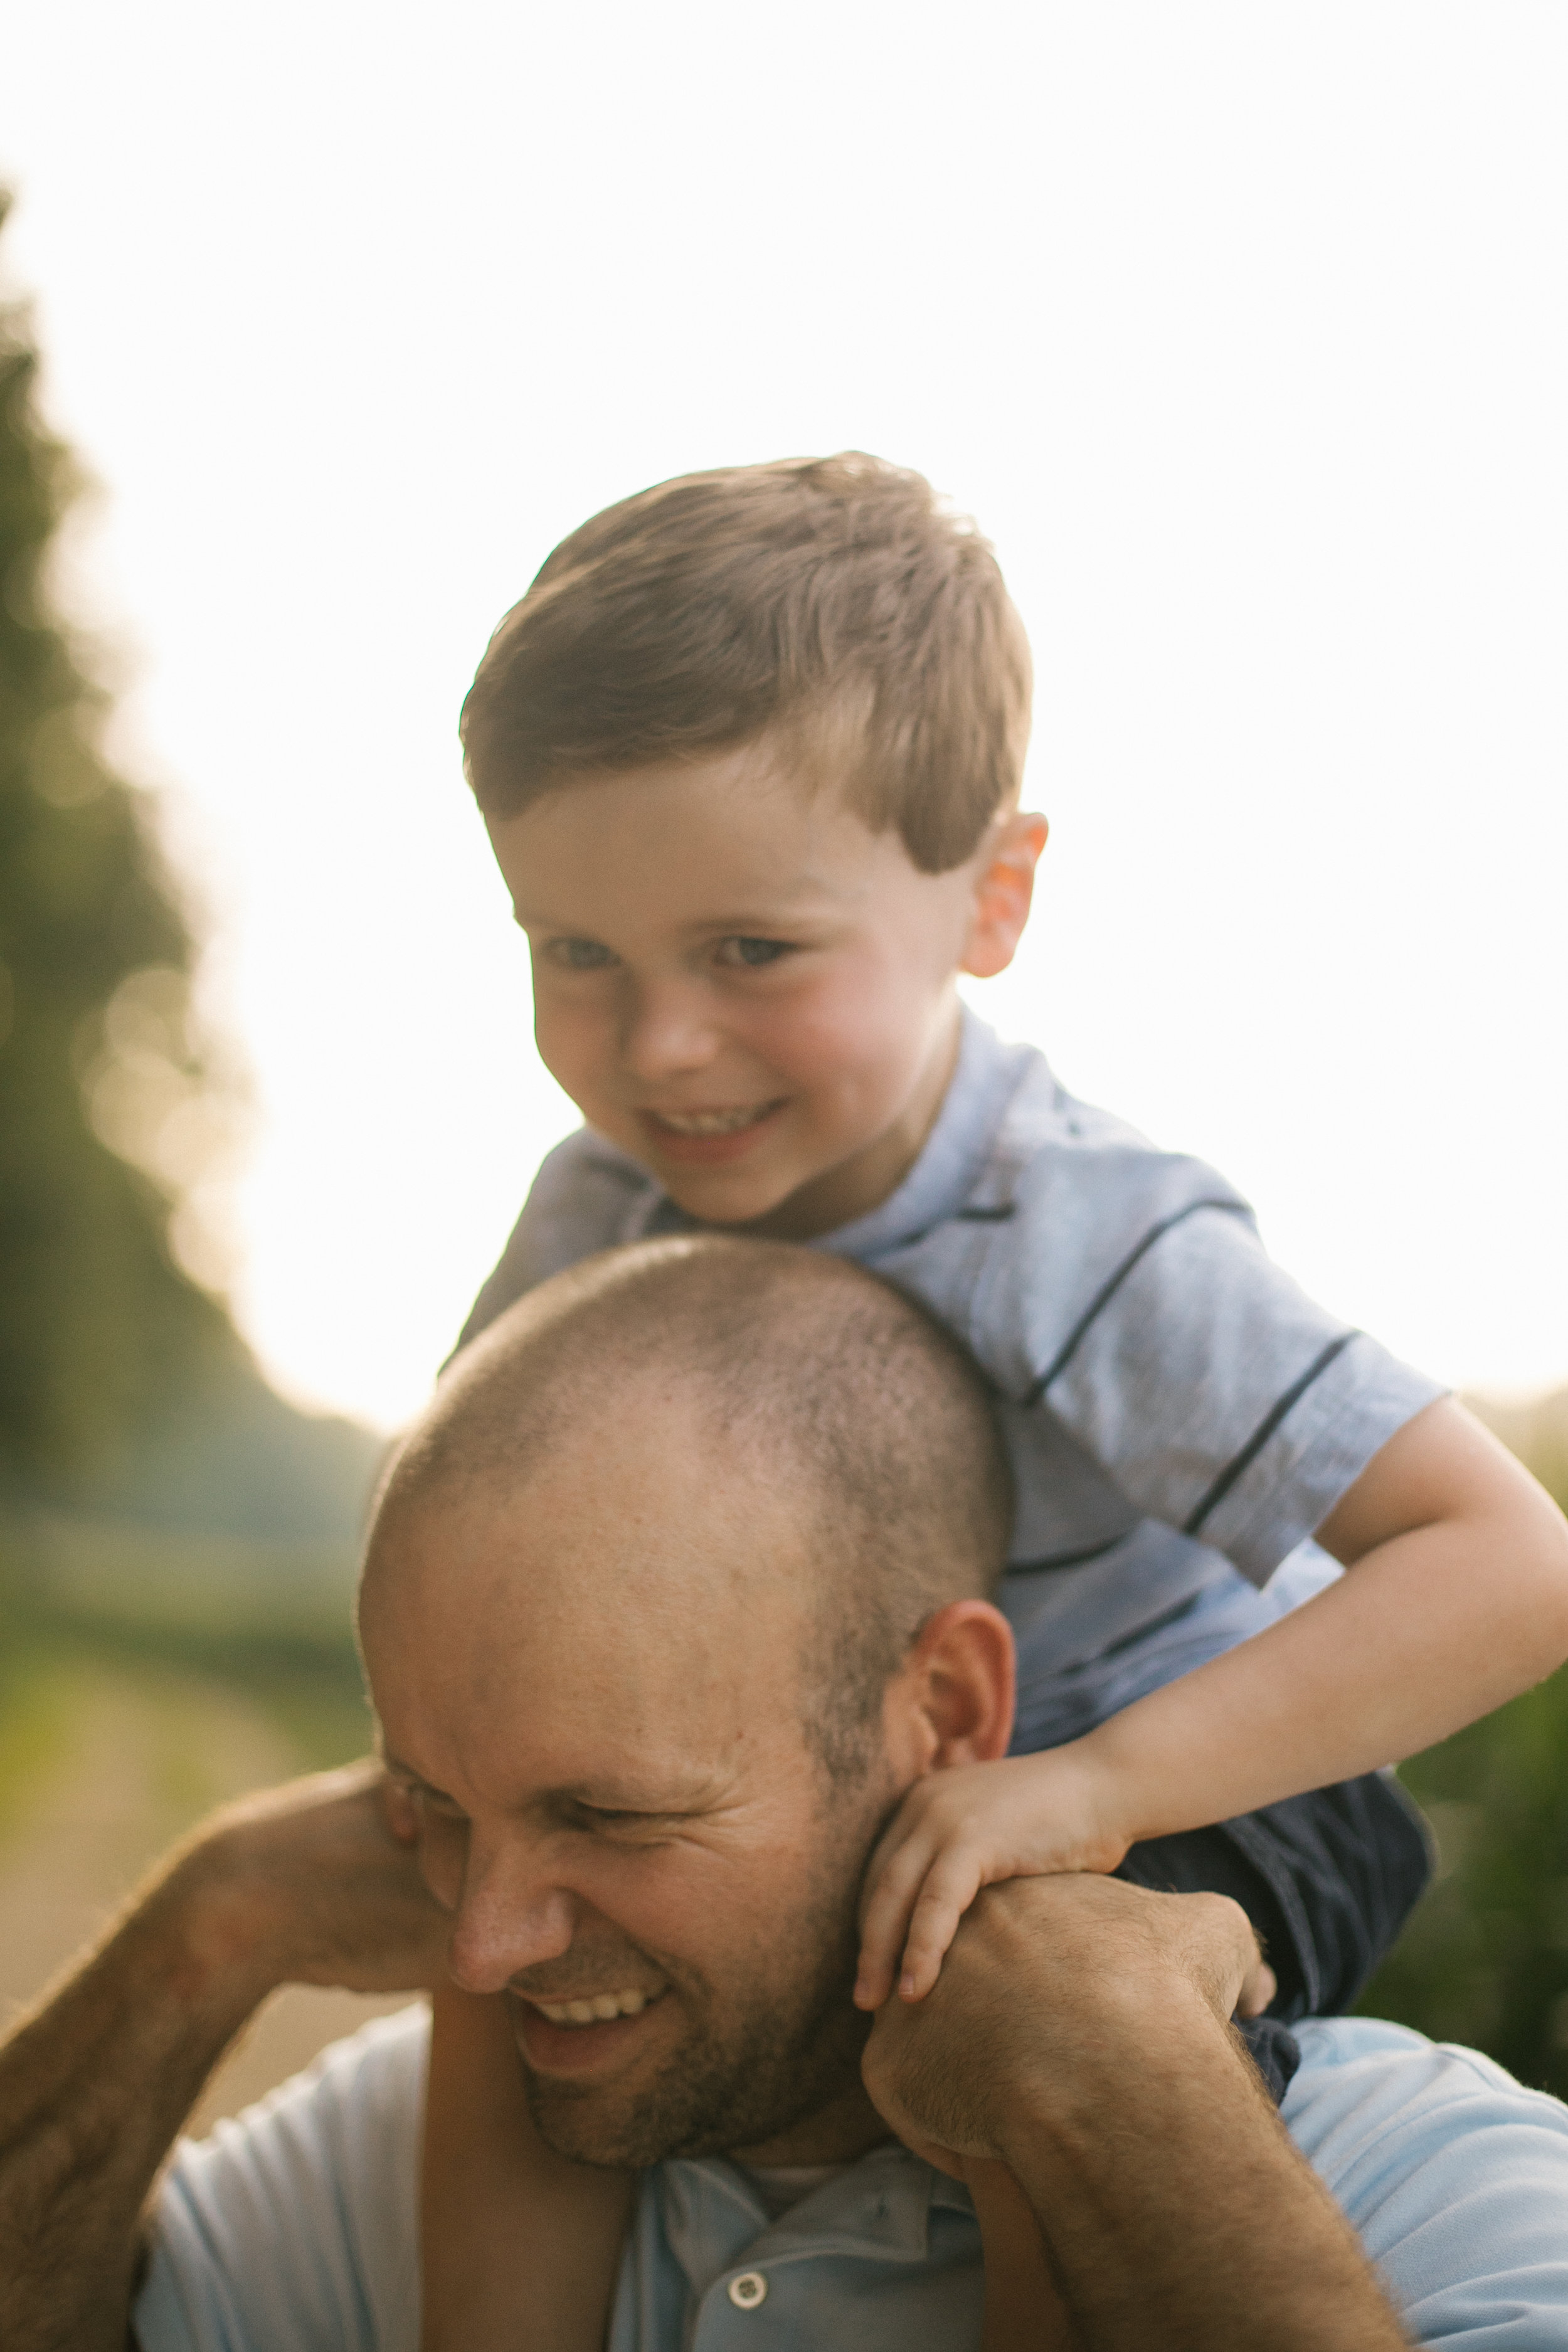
[
  {"xmin": 0, "ymin": 196, "xmax": 383, "ymax": 1847},
  {"xmin": 1362, "ymin": 1390, "xmax": 1568, "ymax": 2093},
  {"xmin": 0, "ymin": 1518, "xmax": 371, "ymax": 1815},
  {"xmin": 0, "ymin": 189, "xmax": 237, "ymax": 1483}
]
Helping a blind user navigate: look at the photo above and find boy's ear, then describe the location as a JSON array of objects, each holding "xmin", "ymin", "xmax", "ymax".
[{"xmin": 960, "ymin": 813, "xmax": 1048, "ymax": 980}]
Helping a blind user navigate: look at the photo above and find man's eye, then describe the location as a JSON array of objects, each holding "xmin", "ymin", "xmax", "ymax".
[
  {"xmin": 566, "ymin": 1801, "xmax": 673, "ymax": 1836},
  {"xmin": 543, "ymin": 937, "xmax": 617, "ymax": 972},
  {"xmin": 714, "ymin": 936, "xmax": 793, "ymax": 970}
]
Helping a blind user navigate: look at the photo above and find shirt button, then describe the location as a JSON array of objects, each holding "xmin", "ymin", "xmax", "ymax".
[{"xmin": 728, "ymin": 2270, "xmax": 768, "ymax": 2309}]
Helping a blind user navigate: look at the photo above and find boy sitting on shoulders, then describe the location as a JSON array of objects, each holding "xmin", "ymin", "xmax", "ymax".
[{"xmin": 420, "ymin": 453, "xmax": 1568, "ymax": 2344}]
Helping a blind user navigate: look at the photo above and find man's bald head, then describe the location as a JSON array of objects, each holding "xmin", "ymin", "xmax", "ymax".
[{"xmin": 372, "ymin": 1236, "xmax": 1013, "ymax": 1776}]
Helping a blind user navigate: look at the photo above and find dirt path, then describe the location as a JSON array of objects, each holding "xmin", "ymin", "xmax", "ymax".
[{"xmin": 0, "ymin": 1657, "xmax": 416, "ymax": 2136}]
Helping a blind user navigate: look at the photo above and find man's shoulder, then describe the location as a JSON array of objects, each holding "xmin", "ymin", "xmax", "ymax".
[
  {"xmin": 135, "ymin": 2007, "xmax": 429, "ymax": 2352},
  {"xmin": 1284, "ymin": 2016, "xmax": 1568, "ymax": 2338},
  {"xmin": 1286, "ymin": 2012, "xmax": 1568, "ymax": 2148}
]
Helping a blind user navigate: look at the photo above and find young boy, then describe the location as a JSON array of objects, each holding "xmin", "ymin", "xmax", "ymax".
[{"xmin": 416, "ymin": 453, "xmax": 1568, "ymax": 2343}]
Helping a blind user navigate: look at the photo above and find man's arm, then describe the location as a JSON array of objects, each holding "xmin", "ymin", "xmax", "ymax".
[
  {"xmin": 0, "ymin": 1762, "xmax": 447, "ymax": 2352},
  {"xmin": 863, "ymin": 1875, "xmax": 1409, "ymax": 2352}
]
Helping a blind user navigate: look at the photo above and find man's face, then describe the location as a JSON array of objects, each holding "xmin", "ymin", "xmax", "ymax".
[
  {"xmin": 485, "ymin": 742, "xmax": 988, "ymax": 1240},
  {"xmin": 359, "ymin": 1401, "xmax": 900, "ymax": 2166}
]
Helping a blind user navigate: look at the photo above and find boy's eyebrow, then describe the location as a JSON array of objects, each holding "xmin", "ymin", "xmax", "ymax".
[{"xmin": 509, "ymin": 890, "xmax": 844, "ymax": 935}]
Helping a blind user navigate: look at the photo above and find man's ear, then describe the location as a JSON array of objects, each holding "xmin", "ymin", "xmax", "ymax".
[
  {"xmin": 959, "ymin": 812, "xmax": 1047, "ymax": 982},
  {"xmin": 900, "ymin": 1600, "xmax": 1016, "ymax": 1769}
]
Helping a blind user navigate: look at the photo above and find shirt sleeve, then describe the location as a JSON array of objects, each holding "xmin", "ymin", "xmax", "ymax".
[
  {"xmin": 975, "ymin": 1150, "xmax": 1445, "ymax": 1587},
  {"xmin": 1285, "ymin": 2019, "xmax": 1568, "ymax": 2344},
  {"xmin": 449, "ymin": 1127, "xmax": 655, "ymax": 1362},
  {"xmin": 132, "ymin": 2009, "xmax": 427, "ymax": 2352}
]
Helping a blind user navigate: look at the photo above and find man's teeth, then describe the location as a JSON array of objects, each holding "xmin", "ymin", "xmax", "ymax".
[
  {"xmin": 651, "ymin": 1104, "xmax": 775, "ymax": 1136},
  {"xmin": 533, "ymin": 1989, "xmax": 654, "ymax": 2025}
]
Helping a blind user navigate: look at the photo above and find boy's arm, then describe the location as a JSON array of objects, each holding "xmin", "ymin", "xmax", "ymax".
[
  {"xmin": 860, "ymin": 1396, "xmax": 1568, "ymax": 2003},
  {"xmin": 420, "ymin": 1989, "xmax": 633, "ymax": 2352},
  {"xmin": 1087, "ymin": 1393, "xmax": 1568, "ymax": 1826}
]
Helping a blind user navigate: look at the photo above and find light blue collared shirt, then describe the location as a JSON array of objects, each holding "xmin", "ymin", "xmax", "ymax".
[{"xmin": 135, "ymin": 2007, "xmax": 1568, "ymax": 2349}]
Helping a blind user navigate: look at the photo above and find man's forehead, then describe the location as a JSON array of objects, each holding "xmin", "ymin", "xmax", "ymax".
[
  {"xmin": 363, "ymin": 1472, "xmax": 814, "ymax": 1781},
  {"xmin": 367, "ymin": 1409, "xmax": 817, "ymax": 1620}
]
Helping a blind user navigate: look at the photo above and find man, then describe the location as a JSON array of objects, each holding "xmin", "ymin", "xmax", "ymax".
[{"xmin": 2, "ymin": 1239, "xmax": 1565, "ymax": 2351}]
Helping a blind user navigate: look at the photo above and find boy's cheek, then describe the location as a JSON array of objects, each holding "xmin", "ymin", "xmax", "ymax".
[{"xmin": 531, "ymin": 999, "xmax": 611, "ymax": 1105}]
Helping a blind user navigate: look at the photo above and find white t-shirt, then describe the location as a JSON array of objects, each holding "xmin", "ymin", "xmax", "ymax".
[{"xmin": 135, "ymin": 2007, "xmax": 1568, "ymax": 2351}]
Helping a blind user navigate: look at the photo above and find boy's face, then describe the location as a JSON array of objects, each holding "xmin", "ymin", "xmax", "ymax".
[{"xmin": 485, "ymin": 742, "xmax": 1039, "ymax": 1237}]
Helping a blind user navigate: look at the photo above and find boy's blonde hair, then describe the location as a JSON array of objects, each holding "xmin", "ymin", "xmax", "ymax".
[{"xmin": 460, "ymin": 452, "xmax": 1032, "ymax": 873}]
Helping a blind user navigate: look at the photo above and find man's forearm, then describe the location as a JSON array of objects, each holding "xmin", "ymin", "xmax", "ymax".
[
  {"xmin": 0, "ymin": 1763, "xmax": 447, "ymax": 2352},
  {"xmin": 0, "ymin": 1857, "xmax": 275, "ymax": 2352},
  {"xmin": 993, "ymin": 1984, "xmax": 1407, "ymax": 2351}
]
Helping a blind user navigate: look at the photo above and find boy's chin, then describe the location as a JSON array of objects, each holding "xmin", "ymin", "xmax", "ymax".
[
  {"xmin": 626, "ymin": 1124, "xmax": 807, "ymax": 1223},
  {"xmin": 659, "ymin": 1165, "xmax": 801, "ymax": 1227}
]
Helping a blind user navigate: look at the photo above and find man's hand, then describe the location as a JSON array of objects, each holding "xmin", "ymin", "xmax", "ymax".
[
  {"xmin": 862, "ymin": 1875, "xmax": 1408, "ymax": 2352},
  {"xmin": 862, "ymin": 1872, "xmax": 1266, "ymax": 2168},
  {"xmin": 172, "ymin": 1758, "xmax": 451, "ymax": 2000}
]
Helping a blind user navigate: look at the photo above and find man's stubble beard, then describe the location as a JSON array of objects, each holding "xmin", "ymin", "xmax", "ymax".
[{"xmin": 513, "ymin": 1775, "xmax": 889, "ymax": 2169}]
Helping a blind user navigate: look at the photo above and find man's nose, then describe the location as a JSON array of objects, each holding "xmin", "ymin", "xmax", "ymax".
[
  {"xmin": 444, "ymin": 1834, "xmax": 578, "ymax": 1995},
  {"xmin": 618, "ymin": 976, "xmax": 720, "ymax": 1083}
]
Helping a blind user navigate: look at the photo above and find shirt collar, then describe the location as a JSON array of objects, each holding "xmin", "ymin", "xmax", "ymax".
[
  {"xmin": 807, "ymin": 1005, "xmax": 1026, "ymax": 1259},
  {"xmin": 633, "ymin": 1005, "xmax": 1027, "ymax": 1255},
  {"xmin": 655, "ymin": 2142, "xmax": 975, "ymax": 2298}
]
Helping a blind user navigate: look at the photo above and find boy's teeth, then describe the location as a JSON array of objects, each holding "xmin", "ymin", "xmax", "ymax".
[
  {"xmin": 653, "ymin": 1104, "xmax": 772, "ymax": 1136},
  {"xmin": 534, "ymin": 1988, "xmax": 652, "ymax": 2025}
]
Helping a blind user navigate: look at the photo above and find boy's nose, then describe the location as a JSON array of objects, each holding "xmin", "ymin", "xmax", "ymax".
[{"xmin": 618, "ymin": 980, "xmax": 720, "ymax": 1081}]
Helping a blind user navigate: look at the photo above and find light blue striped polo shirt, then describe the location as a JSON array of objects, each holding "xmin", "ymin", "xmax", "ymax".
[{"xmin": 454, "ymin": 1009, "xmax": 1444, "ymax": 1748}]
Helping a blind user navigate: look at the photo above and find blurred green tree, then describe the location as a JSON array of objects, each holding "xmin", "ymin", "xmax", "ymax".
[
  {"xmin": 1364, "ymin": 1399, "xmax": 1568, "ymax": 2095},
  {"xmin": 0, "ymin": 191, "xmax": 232, "ymax": 1484}
]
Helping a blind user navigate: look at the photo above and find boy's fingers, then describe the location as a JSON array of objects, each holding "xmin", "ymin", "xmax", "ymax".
[
  {"xmin": 857, "ymin": 1794, "xmax": 939, "ymax": 1921},
  {"xmin": 1236, "ymin": 1957, "xmax": 1278, "ymax": 2019},
  {"xmin": 855, "ymin": 1830, "xmax": 943, "ymax": 2008},
  {"xmin": 898, "ymin": 1851, "xmax": 986, "ymax": 2001}
]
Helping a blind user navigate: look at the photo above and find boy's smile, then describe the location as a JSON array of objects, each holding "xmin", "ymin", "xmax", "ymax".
[{"xmin": 485, "ymin": 740, "xmax": 1042, "ymax": 1239}]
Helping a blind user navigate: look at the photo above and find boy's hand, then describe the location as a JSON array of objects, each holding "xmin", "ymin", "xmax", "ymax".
[{"xmin": 854, "ymin": 1745, "xmax": 1136, "ymax": 2009}]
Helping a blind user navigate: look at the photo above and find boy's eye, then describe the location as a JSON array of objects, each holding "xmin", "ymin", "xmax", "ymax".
[
  {"xmin": 543, "ymin": 936, "xmax": 618, "ymax": 972},
  {"xmin": 714, "ymin": 936, "xmax": 793, "ymax": 970}
]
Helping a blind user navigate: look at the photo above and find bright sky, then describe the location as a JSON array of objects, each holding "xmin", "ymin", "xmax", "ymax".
[{"xmin": 6, "ymin": 4, "xmax": 1566, "ymax": 1432}]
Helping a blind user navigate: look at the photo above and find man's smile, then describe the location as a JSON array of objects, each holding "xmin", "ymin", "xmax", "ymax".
[
  {"xmin": 523, "ymin": 1986, "xmax": 661, "ymax": 2025},
  {"xmin": 508, "ymin": 1985, "xmax": 675, "ymax": 2077}
]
